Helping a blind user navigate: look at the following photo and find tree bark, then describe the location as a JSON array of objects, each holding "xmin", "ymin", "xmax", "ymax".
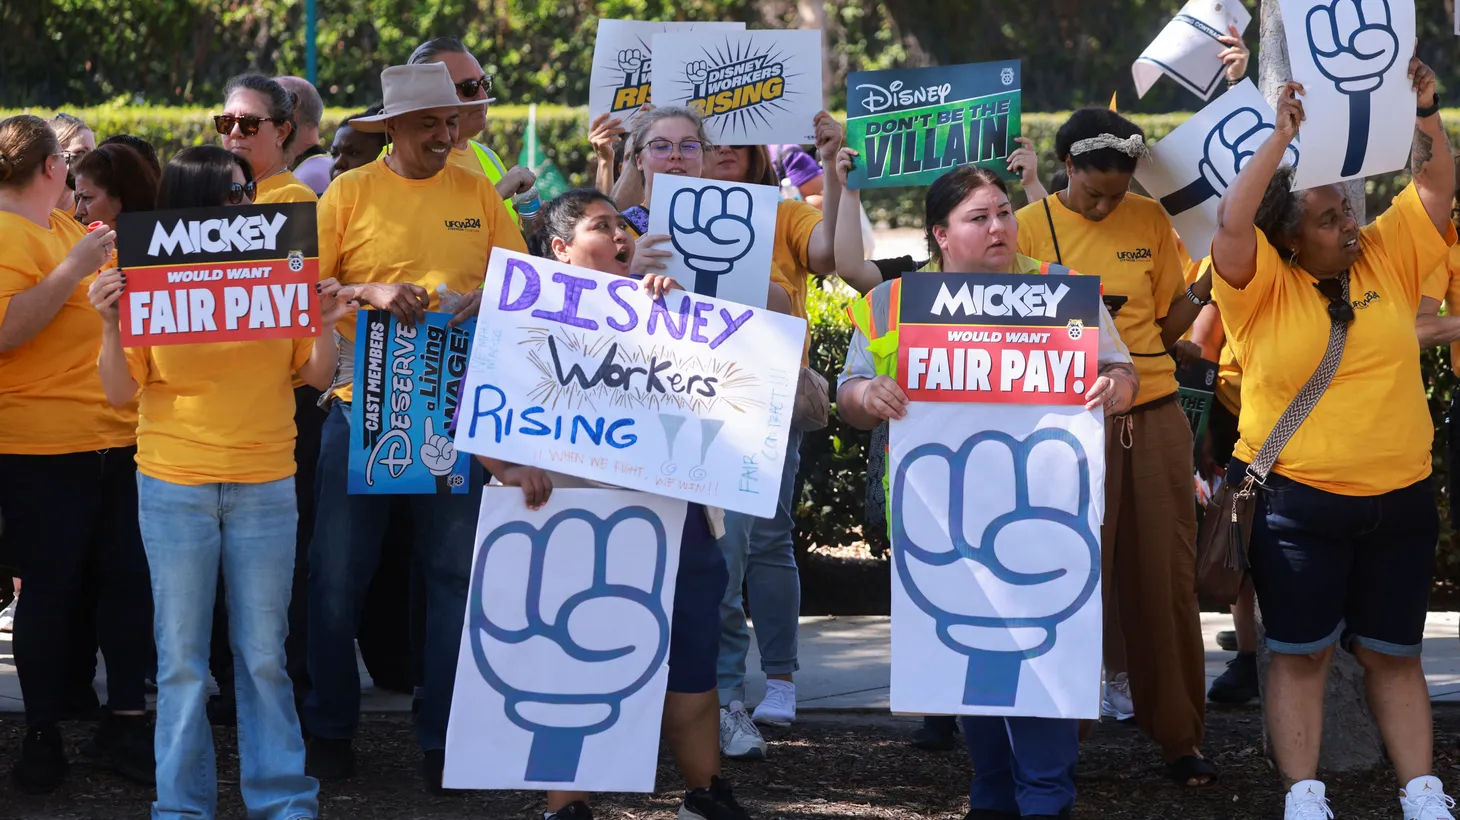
[
  {"xmin": 796, "ymin": 0, "xmax": 833, "ymax": 109},
  {"xmin": 1254, "ymin": 0, "xmax": 1380, "ymax": 774}
]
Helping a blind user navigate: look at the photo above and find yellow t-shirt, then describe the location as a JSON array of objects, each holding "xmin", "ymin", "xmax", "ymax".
[
  {"xmin": 1421, "ymin": 243, "xmax": 1460, "ymax": 376},
  {"xmin": 1212, "ymin": 183, "xmax": 1456, "ymax": 496},
  {"xmin": 1184, "ymin": 251, "xmax": 1242, "ymax": 414},
  {"xmin": 0, "ymin": 210, "xmax": 137, "ymax": 455},
  {"xmin": 1017, "ymin": 193, "xmax": 1183, "ymax": 405},
  {"xmin": 319, "ymin": 158, "xmax": 527, "ymax": 403},
  {"xmin": 125, "ymin": 339, "xmax": 314, "ymax": 485},
  {"xmin": 255, "ymin": 170, "xmax": 319, "ymax": 204},
  {"xmin": 773, "ymin": 200, "xmax": 821, "ymax": 365}
]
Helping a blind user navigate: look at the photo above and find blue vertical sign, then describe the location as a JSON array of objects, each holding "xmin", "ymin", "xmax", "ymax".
[{"xmin": 348, "ymin": 310, "xmax": 475, "ymax": 494}]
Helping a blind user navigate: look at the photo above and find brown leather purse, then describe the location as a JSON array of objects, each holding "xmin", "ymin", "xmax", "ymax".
[{"xmin": 1195, "ymin": 273, "xmax": 1351, "ymax": 608}]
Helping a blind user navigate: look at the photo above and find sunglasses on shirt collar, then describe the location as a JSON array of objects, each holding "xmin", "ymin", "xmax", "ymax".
[
  {"xmin": 1312, "ymin": 277, "xmax": 1355, "ymax": 325},
  {"xmin": 214, "ymin": 114, "xmax": 285, "ymax": 137}
]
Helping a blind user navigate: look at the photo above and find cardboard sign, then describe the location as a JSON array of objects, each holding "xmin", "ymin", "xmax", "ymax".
[
  {"xmin": 1280, "ymin": 0, "xmax": 1416, "ymax": 184},
  {"xmin": 588, "ymin": 20, "xmax": 746, "ymax": 127},
  {"xmin": 646, "ymin": 176, "xmax": 779, "ymax": 308},
  {"xmin": 443, "ymin": 488, "xmax": 688, "ymax": 791},
  {"xmin": 1133, "ymin": 0, "xmax": 1253, "ymax": 100},
  {"xmin": 846, "ymin": 61, "xmax": 1022, "ymax": 190},
  {"xmin": 895, "ymin": 273, "xmax": 1102, "ymax": 404},
  {"xmin": 116, "ymin": 203, "xmax": 320, "ymax": 347},
  {"xmin": 889, "ymin": 401, "xmax": 1104, "ymax": 719},
  {"xmin": 1136, "ymin": 79, "xmax": 1303, "ymax": 261},
  {"xmin": 452, "ymin": 248, "xmax": 807, "ymax": 518},
  {"xmin": 1177, "ymin": 357, "xmax": 1220, "ymax": 461},
  {"xmin": 348, "ymin": 311, "xmax": 475, "ymax": 495},
  {"xmin": 650, "ymin": 29, "xmax": 822, "ymax": 145}
]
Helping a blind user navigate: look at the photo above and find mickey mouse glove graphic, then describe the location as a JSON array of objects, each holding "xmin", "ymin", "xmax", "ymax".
[
  {"xmin": 1159, "ymin": 107, "xmax": 1300, "ymax": 216},
  {"xmin": 1306, "ymin": 0, "xmax": 1399, "ymax": 177},
  {"xmin": 893, "ymin": 429, "xmax": 1099, "ymax": 707},
  {"xmin": 668, "ymin": 186, "xmax": 755, "ymax": 298},
  {"xmin": 469, "ymin": 507, "xmax": 672, "ymax": 782},
  {"xmin": 420, "ymin": 417, "xmax": 458, "ymax": 477}
]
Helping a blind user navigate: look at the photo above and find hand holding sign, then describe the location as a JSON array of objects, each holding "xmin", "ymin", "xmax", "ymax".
[
  {"xmin": 667, "ymin": 186, "xmax": 756, "ymax": 298},
  {"xmin": 89, "ymin": 267, "xmax": 126, "ymax": 324},
  {"xmin": 1304, "ymin": 0, "xmax": 1399, "ymax": 176}
]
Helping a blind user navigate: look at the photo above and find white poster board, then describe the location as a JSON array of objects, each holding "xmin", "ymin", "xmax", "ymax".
[
  {"xmin": 1279, "ymin": 0, "xmax": 1416, "ymax": 185},
  {"xmin": 889, "ymin": 401, "xmax": 1104, "ymax": 719},
  {"xmin": 1134, "ymin": 0, "xmax": 1253, "ymax": 100},
  {"xmin": 1136, "ymin": 79, "xmax": 1302, "ymax": 261},
  {"xmin": 443, "ymin": 488, "xmax": 689, "ymax": 791},
  {"xmin": 453, "ymin": 248, "xmax": 807, "ymax": 518},
  {"xmin": 646, "ymin": 176, "xmax": 780, "ymax": 308},
  {"xmin": 650, "ymin": 29, "xmax": 822, "ymax": 145},
  {"xmin": 588, "ymin": 20, "xmax": 746, "ymax": 127}
]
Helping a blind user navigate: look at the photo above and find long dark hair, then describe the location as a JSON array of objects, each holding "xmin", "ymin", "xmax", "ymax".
[
  {"xmin": 924, "ymin": 165, "xmax": 1010, "ymax": 265},
  {"xmin": 1055, "ymin": 107, "xmax": 1145, "ymax": 174},
  {"xmin": 74, "ymin": 144, "xmax": 159, "ymax": 215},
  {"xmin": 157, "ymin": 146, "xmax": 254, "ymax": 210},
  {"xmin": 1253, "ymin": 165, "xmax": 1305, "ymax": 258},
  {"xmin": 529, "ymin": 188, "xmax": 621, "ymax": 259},
  {"xmin": 223, "ymin": 74, "xmax": 298, "ymax": 151},
  {"xmin": 98, "ymin": 134, "xmax": 162, "ymax": 176}
]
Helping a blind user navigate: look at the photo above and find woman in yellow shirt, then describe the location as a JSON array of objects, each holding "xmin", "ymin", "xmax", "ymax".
[
  {"xmin": 89, "ymin": 145, "xmax": 349, "ymax": 818},
  {"xmin": 1211, "ymin": 69, "xmax": 1456, "ymax": 818},
  {"xmin": 217, "ymin": 74, "xmax": 318, "ymax": 204},
  {"xmin": 1014, "ymin": 106, "xmax": 1211, "ymax": 785},
  {"xmin": 0, "ymin": 114, "xmax": 154, "ymax": 794}
]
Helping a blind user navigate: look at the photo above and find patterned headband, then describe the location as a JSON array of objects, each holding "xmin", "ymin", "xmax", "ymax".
[{"xmin": 1069, "ymin": 133, "xmax": 1148, "ymax": 158}]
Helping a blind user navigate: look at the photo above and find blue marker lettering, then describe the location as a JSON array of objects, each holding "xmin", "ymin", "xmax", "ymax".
[
  {"xmin": 690, "ymin": 300, "xmax": 714, "ymax": 343},
  {"xmin": 499, "ymin": 257, "xmax": 541, "ymax": 311},
  {"xmin": 469, "ymin": 384, "xmax": 507, "ymax": 442},
  {"xmin": 520, "ymin": 407, "xmax": 551, "ymax": 436},
  {"xmin": 531, "ymin": 272, "xmax": 599, "ymax": 330},
  {"xmin": 571, "ymin": 416, "xmax": 606, "ymax": 445},
  {"xmin": 708, "ymin": 308, "xmax": 754, "ymax": 349},
  {"xmin": 606, "ymin": 278, "xmax": 639, "ymax": 332},
  {"xmin": 646, "ymin": 294, "xmax": 690, "ymax": 339},
  {"xmin": 606, "ymin": 419, "xmax": 637, "ymax": 449}
]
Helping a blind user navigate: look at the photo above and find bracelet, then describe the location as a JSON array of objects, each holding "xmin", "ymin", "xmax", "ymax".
[
  {"xmin": 1226, "ymin": 75, "xmax": 1243, "ymax": 89},
  {"xmin": 1418, "ymin": 92, "xmax": 1442, "ymax": 118},
  {"xmin": 1184, "ymin": 282, "xmax": 1212, "ymax": 307}
]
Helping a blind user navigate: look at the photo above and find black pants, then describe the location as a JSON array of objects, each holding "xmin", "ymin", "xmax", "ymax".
[{"xmin": 0, "ymin": 448, "xmax": 153, "ymax": 725}]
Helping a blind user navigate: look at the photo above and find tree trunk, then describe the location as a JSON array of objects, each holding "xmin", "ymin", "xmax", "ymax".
[
  {"xmin": 1254, "ymin": 0, "xmax": 1381, "ymax": 774},
  {"xmin": 796, "ymin": 0, "xmax": 833, "ymax": 109}
]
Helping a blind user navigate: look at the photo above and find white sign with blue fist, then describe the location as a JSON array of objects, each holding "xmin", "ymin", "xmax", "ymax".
[{"xmin": 648, "ymin": 175, "xmax": 780, "ymax": 309}]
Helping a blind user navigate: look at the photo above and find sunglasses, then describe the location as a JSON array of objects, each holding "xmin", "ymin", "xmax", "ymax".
[
  {"xmin": 455, "ymin": 74, "xmax": 493, "ymax": 98},
  {"xmin": 1312, "ymin": 276, "xmax": 1354, "ymax": 325},
  {"xmin": 643, "ymin": 139, "xmax": 704, "ymax": 160},
  {"xmin": 227, "ymin": 180, "xmax": 258, "ymax": 205},
  {"xmin": 62, "ymin": 149, "xmax": 90, "ymax": 166},
  {"xmin": 213, "ymin": 114, "xmax": 285, "ymax": 137}
]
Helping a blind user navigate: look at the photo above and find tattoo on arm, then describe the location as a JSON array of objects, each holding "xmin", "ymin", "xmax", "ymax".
[{"xmin": 1412, "ymin": 128, "xmax": 1435, "ymax": 177}]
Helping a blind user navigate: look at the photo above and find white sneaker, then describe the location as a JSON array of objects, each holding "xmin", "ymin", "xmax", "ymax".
[
  {"xmin": 0, "ymin": 595, "xmax": 16, "ymax": 634},
  {"xmin": 1100, "ymin": 672, "xmax": 1134, "ymax": 721},
  {"xmin": 1402, "ymin": 775, "xmax": 1456, "ymax": 820},
  {"xmin": 719, "ymin": 701, "xmax": 766, "ymax": 760},
  {"xmin": 752, "ymin": 679, "xmax": 796, "ymax": 727},
  {"xmin": 1285, "ymin": 780, "xmax": 1334, "ymax": 820}
]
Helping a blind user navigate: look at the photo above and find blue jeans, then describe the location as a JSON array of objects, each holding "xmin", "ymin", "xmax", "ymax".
[
  {"xmin": 961, "ymin": 716, "xmax": 1078, "ymax": 816},
  {"xmin": 305, "ymin": 403, "xmax": 484, "ymax": 750},
  {"xmin": 137, "ymin": 474, "xmax": 317, "ymax": 820},
  {"xmin": 717, "ymin": 427, "xmax": 802, "ymax": 706}
]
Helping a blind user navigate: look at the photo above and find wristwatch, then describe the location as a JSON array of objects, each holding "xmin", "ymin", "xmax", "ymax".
[
  {"xmin": 1184, "ymin": 283, "xmax": 1212, "ymax": 307},
  {"xmin": 1418, "ymin": 92, "xmax": 1442, "ymax": 119}
]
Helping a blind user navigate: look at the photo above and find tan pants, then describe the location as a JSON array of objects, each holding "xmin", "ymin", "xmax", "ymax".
[{"xmin": 1101, "ymin": 398, "xmax": 1205, "ymax": 761}]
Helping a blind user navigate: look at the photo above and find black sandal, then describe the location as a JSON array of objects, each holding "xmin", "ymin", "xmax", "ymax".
[{"xmin": 1166, "ymin": 755, "xmax": 1217, "ymax": 787}]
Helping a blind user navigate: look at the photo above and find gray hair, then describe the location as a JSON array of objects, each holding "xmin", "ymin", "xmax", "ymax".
[
  {"xmin": 274, "ymin": 76, "xmax": 324, "ymax": 129},
  {"xmin": 409, "ymin": 36, "xmax": 469, "ymax": 66}
]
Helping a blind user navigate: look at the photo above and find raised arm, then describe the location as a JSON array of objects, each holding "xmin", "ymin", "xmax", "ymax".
[
  {"xmin": 1211, "ymin": 82, "xmax": 1305, "ymax": 288},
  {"xmin": 0, "ymin": 227, "xmax": 114, "ymax": 353},
  {"xmin": 1407, "ymin": 56, "xmax": 1455, "ymax": 235},
  {"xmin": 831, "ymin": 148, "xmax": 886, "ymax": 294},
  {"xmin": 589, "ymin": 113, "xmax": 625, "ymax": 196},
  {"xmin": 800, "ymin": 112, "xmax": 845, "ymax": 276}
]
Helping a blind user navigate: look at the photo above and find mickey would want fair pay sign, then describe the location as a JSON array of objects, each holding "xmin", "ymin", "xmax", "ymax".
[
  {"xmin": 896, "ymin": 273, "xmax": 1102, "ymax": 405},
  {"xmin": 115, "ymin": 203, "xmax": 320, "ymax": 347}
]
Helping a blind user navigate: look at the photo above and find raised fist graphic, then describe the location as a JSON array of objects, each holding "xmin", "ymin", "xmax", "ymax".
[
  {"xmin": 468, "ymin": 506, "xmax": 672, "ymax": 782},
  {"xmin": 667, "ymin": 185, "xmax": 756, "ymax": 298},
  {"xmin": 420, "ymin": 417, "xmax": 458, "ymax": 477},
  {"xmin": 892, "ymin": 428, "xmax": 1099, "ymax": 707},
  {"xmin": 1305, "ymin": 0, "xmax": 1399, "ymax": 175},
  {"xmin": 1159, "ymin": 107, "xmax": 1300, "ymax": 216},
  {"xmin": 618, "ymin": 48, "xmax": 647, "ymax": 85},
  {"xmin": 685, "ymin": 60, "xmax": 711, "ymax": 89}
]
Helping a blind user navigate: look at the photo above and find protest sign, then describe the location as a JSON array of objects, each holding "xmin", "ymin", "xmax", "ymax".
[
  {"xmin": 889, "ymin": 401, "xmax": 1104, "ymax": 719},
  {"xmin": 1177, "ymin": 356, "xmax": 1220, "ymax": 461},
  {"xmin": 444, "ymin": 488, "xmax": 688, "ymax": 791},
  {"xmin": 646, "ymin": 176, "xmax": 779, "ymax": 307},
  {"xmin": 589, "ymin": 20, "xmax": 746, "ymax": 127},
  {"xmin": 1133, "ymin": 0, "xmax": 1253, "ymax": 100},
  {"xmin": 348, "ymin": 311, "xmax": 475, "ymax": 495},
  {"xmin": 845, "ymin": 61, "xmax": 1022, "ymax": 190},
  {"xmin": 1279, "ymin": 0, "xmax": 1415, "ymax": 184},
  {"xmin": 650, "ymin": 29, "xmax": 822, "ymax": 145},
  {"xmin": 453, "ymin": 248, "xmax": 807, "ymax": 518},
  {"xmin": 895, "ymin": 273, "xmax": 1102, "ymax": 405},
  {"xmin": 115, "ymin": 203, "xmax": 319, "ymax": 348},
  {"xmin": 1136, "ymin": 79, "xmax": 1303, "ymax": 261}
]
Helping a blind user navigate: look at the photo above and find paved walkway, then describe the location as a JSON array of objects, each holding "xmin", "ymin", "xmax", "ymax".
[{"xmin": 2, "ymin": 613, "xmax": 1459, "ymax": 712}]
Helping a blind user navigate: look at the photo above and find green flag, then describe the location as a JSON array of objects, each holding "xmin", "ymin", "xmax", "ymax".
[{"xmin": 519, "ymin": 104, "xmax": 570, "ymax": 199}]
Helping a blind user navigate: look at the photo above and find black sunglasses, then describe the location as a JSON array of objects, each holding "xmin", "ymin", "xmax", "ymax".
[
  {"xmin": 455, "ymin": 74, "xmax": 492, "ymax": 98},
  {"xmin": 227, "ymin": 180, "xmax": 258, "ymax": 205},
  {"xmin": 1313, "ymin": 277, "xmax": 1354, "ymax": 325},
  {"xmin": 214, "ymin": 114, "xmax": 285, "ymax": 137}
]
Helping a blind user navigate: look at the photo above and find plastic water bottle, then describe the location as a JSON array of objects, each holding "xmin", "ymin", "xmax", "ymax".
[
  {"xmin": 513, "ymin": 185, "xmax": 542, "ymax": 221},
  {"xmin": 436, "ymin": 283, "xmax": 465, "ymax": 314}
]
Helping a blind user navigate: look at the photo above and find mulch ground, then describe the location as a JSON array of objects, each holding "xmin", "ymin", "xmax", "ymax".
[{"xmin": 1, "ymin": 705, "xmax": 1457, "ymax": 819}]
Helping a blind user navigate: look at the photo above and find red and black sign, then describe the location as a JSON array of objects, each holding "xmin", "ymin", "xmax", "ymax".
[{"xmin": 115, "ymin": 203, "xmax": 320, "ymax": 347}]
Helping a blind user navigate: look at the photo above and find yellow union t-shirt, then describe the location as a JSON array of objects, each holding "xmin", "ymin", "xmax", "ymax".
[
  {"xmin": 1421, "ymin": 243, "xmax": 1460, "ymax": 376},
  {"xmin": 255, "ymin": 170, "xmax": 319, "ymax": 204},
  {"xmin": 124, "ymin": 338, "xmax": 314, "ymax": 485},
  {"xmin": 1213, "ymin": 183, "xmax": 1456, "ymax": 496},
  {"xmin": 1017, "ymin": 193, "xmax": 1183, "ymax": 406},
  {"xmin": 319, "ymin": 158, "xmax": 527, "ymax": 403},
  {"xmin": 0, "ymin": 210, "xmax": 137, "ymax": 454}
]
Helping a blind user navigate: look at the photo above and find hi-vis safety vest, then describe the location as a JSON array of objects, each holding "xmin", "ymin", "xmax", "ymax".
[{"xmin": 381, "ymin": 140, "xmax": 519, "ymax": 224}]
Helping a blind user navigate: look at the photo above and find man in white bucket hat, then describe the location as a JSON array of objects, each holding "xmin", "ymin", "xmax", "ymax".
[{"xmin": 302, "ymin": 61, "xmax": 527, "ymax": 791}]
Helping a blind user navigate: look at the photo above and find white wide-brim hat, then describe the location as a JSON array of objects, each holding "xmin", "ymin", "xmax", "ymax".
[{"xmin": 350, "ymin": 63, "xmax": 487, "ymax": 133}]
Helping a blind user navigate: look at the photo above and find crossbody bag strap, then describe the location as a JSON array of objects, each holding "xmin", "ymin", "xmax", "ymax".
[
  {"xmin": 1042, "ymin": 198, "xmax": 1062, "ymax": 265},
  {"xmin": 1248, "ymin": 272, "xmax": 1351, "ymax": 483}
]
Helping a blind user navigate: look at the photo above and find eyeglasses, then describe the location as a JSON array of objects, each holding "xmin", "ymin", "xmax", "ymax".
[
  {"xmin": 455, "ymin": 74, "xmax": 492, "ymax": 98},
  {"xmin": 643, "ymin": 139, "xmax": 704, "ymax": 160},
  {"xmin": 213, "ymin": 114, "xmax": 284, "ymax": 137},
  {"xmin": 62, "ymin": 149, "xmax": 89, "ymax": 166},
  {"xmin": 1312, "ymin": 277, "xmax": 1354, "ymax": 325},
  {"xmin": 227, "ymin": 180, "xmax": 258, "ymax": 205}
]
